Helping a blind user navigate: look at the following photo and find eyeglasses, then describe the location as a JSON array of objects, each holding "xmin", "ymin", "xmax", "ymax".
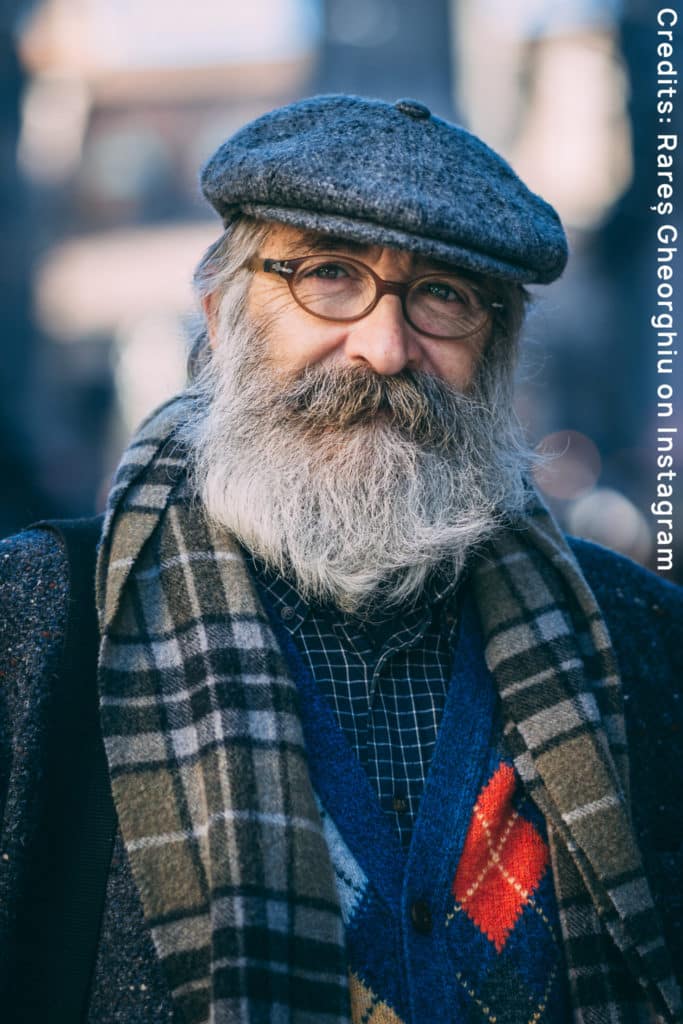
[{"xmin": 246, "ymin": 254, "xmax": 503, "ymax": 340}]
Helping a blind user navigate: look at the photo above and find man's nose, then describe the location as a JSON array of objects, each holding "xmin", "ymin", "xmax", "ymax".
[{"xmin": 343, "ymin": 295, "xmax": 421, "ymax": 375}]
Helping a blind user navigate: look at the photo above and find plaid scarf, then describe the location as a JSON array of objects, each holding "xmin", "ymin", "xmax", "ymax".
[{"xmin": 96, "ymin": 396, "xmax": 680, "ymax": 1024}]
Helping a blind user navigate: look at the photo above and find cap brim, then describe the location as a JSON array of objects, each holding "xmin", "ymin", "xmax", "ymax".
[{"xmin": 238, "ymin": 202, "xmax": 555, "ymax": 284}]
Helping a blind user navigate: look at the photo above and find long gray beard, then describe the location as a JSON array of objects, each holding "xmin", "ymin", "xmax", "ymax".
[{"xmin": 181, "ymin": 317, "xmax": 532, "ymax": 615}]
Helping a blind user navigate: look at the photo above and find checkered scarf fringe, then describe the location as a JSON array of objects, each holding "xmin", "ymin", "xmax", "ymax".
[{"xmin": 96, "ymin": 396, "xmax": 680, "ymax": 1024}]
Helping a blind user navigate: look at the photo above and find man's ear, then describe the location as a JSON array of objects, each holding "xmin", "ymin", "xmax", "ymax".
[{"xmin": 202, "ymin": 293, "xmax": 220, "ymax": 350}]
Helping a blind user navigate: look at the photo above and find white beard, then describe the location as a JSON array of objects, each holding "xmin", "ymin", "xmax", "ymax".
[{"xmin": 181, "ymin": 306, "xmax": 532, "ymax": 615}]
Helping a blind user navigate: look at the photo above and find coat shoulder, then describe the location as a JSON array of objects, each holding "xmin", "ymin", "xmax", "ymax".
[
  {"xmin": 0, "ymin": 529, "xmax": 70, "ymax": 794},
  {"xmin": 569, "ymin": 536, "xmax": 683, "ymax": 976},
  {"xmin": 0, "ymin": 528, "xmax": 70, "ymax": 684},
  {"xmin": 568, "ymin": 535, "xmax": 681, "ymax": 651},
  {"xmin": 568, "ymin": 534, "xmax": 681, "ymax": 607},
  {"xmin": 567, "ymin": 533, "xmax": 681, "ymax": 747}
]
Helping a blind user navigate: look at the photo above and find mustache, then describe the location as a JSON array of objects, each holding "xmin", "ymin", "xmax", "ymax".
[{"xmin": 273, "ymin": 364, "xmax": 480, "ymax": 448}]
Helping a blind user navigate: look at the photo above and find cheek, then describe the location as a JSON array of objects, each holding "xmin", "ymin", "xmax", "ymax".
[
  {"xmin": 248, "ymin": 284, "xmax": 293, "ymax": 328},
  {"xmin": 271, "ymin": 327, "xmax": 350, "ymax": 374},
  {"xmin": 427, "ymin": 336, "xmax": 487, "ymax": 390},
  {"xmin": 249, "ymin": 289, "xmax": 349, "ymax": 373}
]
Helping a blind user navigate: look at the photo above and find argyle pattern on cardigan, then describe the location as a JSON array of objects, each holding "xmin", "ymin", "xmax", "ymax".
[
  {"xmin": 451, "ymin": 762, "xmax": 550, "ymax": 954},
  {"xmin": 320, "ymin": 757, "xmax": 571, "ymax": 1024}
]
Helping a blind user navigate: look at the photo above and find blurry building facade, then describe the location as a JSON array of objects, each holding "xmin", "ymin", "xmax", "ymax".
[{"xmin": 3, "ymin": 0, "xmax": 680, "ymax": 580}]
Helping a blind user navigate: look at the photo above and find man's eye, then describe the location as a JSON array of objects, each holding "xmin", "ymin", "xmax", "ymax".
[
  {"xmin": 423, "ymin": 281, "xmax": 465, "ymax": 303},
  {"xmin": 306, "ymin": 262, "xmax": 350, "ymax": 280}
]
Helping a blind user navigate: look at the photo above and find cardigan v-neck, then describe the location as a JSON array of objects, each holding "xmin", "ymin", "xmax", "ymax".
[
  {"xmin": 258, "ymin": 581, "xmax": 571, "ymax": 1023},
  {"xmin": 259, "ymin": 586, "xmax": 497, "ymax": 913}
]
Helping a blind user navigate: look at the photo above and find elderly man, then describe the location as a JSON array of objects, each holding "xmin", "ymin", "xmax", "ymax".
[{"xmin": 1, "ymin": 95, "xmax": 681, "ymax": 1024}]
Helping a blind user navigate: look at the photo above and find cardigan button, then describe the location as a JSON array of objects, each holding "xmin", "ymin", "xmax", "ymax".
[{"xmin": 410, "ymin": 899, "xmax": 433, "ymax": 934}]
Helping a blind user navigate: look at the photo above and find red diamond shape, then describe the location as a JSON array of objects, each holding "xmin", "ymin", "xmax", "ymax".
[{"xmin": 452, "ymin": 763, "xmax": 549, "ymax": 952}]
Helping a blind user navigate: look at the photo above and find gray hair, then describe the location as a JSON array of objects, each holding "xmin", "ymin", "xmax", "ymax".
[
  {"xmin": 188, "ymin": 216, "xmax": 531, "ymax": 379},
  {"xmin": 188, "ymin": 216, "xmax": 272, "ymax": 378}
]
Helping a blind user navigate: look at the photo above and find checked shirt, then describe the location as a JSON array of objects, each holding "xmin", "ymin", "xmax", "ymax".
[{"xmin": 247, "ymin": 553, "xmax": 463, "ymax": 850}]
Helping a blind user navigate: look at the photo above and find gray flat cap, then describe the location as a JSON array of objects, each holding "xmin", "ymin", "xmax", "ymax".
[{"xmin": 200, "ymin": 94, "xmax": 568, "ymax": 284}]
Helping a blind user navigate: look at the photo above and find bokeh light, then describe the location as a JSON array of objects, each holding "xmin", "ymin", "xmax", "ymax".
[
  {"xmin": 567, "ymin": 487, "xmax": 653, "ymax": 565},
  {"xmin": 34, "ymin": 224, "xmax": 217, "ymax": 342},
  {"xmin": 533, "ymin": 430, "xmax": 602, "ymax": 501}
]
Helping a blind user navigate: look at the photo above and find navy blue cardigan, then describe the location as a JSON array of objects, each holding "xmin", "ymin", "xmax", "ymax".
[{"xmin": 0, "ymin": 529, "xmax": 681, "ymax": 1022}]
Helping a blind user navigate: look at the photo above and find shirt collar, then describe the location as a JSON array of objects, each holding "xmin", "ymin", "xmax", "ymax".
[{"xmin": 244, "ymin": 548, "xmax": 463, "ymax": 637}]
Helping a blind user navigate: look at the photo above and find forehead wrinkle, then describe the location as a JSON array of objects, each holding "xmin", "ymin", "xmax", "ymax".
[
  {"xmin": 265, "ymin": 227, "xmax": 497, "ymax": 290},
  {"xmin": 277, "ymin": 231, "xmax": 382, "ymax": 260}
]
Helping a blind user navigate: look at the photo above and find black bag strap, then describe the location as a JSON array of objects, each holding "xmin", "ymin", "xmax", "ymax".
[{"xmin": 13, "ymin": 515, "xmax": 117, "ymax": 1023}]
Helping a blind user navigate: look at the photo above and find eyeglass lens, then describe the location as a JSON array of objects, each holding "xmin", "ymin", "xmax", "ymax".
[{"xmin": 291, "ymin": 257, "xmax": 487, "ymax": 338}]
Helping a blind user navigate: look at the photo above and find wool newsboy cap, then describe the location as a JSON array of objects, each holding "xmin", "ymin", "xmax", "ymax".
[{"xmin": 200, "ymin": 94, "xmax": 568, "ymax": 284}]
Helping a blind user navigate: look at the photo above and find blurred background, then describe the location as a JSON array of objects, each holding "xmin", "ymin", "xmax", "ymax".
[{"xmin": 1, "ymin": 0, "xmax": 681, "ymax": 579}]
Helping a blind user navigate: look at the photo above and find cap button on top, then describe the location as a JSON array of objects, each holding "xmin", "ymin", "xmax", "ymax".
[{"xmin": 394, "ymin": 98, "xmax": 431, "ymax": 120}]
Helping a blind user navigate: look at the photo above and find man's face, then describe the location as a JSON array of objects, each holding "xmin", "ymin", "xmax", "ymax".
[
  {"xmin": 207, "ymin": 224, "xmax": 491, "ymax": 392},
  {"xmin": 187, "ymin": 219, "xmax": 530, "ymax": 614}
]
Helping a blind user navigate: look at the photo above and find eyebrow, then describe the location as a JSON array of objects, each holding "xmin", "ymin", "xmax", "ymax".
[{"xmin": 278, "ymin": 232, "xmax": 375, "ymax": 259}]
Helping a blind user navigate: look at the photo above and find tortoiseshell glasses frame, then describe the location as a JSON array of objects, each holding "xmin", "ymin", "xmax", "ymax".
[{"xmin": 245, "ymin": 254, "xmax": 504, "ymax": 340}]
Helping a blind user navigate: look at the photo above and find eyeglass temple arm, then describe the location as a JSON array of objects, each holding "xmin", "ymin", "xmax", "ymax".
[{"xmin": 246, "ymin": 257, "xmax": 295, "ymax": 276}]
